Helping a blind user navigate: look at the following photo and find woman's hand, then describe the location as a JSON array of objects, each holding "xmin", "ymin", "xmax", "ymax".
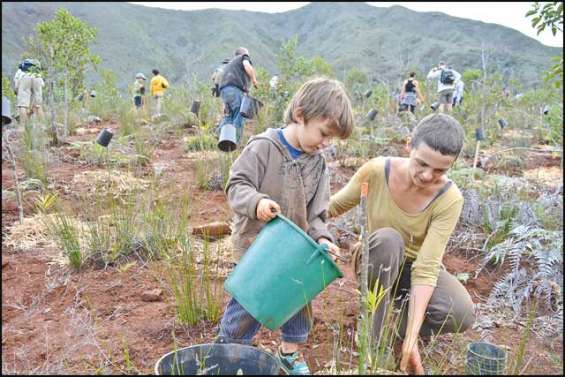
[
  {"xmin": 400, "ymin": 340, "xmax": 425, "ymax": 375},
  {"xmin": 256, "ymin": 199, "xmax": 280, "ymax": 222}
]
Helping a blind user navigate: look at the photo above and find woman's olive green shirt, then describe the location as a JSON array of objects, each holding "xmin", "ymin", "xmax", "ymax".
[{"xmin": 328, "ymin": 157, "xmax": 463, "ymax": 287}]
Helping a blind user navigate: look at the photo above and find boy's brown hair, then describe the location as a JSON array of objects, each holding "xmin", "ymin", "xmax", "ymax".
[{"xmin": 284, "ymin": 77, "xmax": 354, "ymax": 139}]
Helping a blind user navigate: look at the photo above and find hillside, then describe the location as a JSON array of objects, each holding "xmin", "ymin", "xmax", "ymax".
[{"xmin": 2, "ymin": 2, "xmax": 561, "ymax": 90}]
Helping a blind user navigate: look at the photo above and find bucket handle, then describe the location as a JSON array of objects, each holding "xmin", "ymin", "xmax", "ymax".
[{"xmin": 305, "ymin": 244, "xmax": 328, "ymax": 265}]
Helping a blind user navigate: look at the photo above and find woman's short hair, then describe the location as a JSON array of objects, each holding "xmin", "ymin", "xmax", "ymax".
[{"xmin": 410, "ymin": 113, "xmax": 464, "ymax": 156}]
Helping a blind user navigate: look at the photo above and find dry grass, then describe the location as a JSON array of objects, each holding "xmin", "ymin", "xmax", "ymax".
[{"xmin": 70, "ymin": 170, "xmax": 150, "ymax": 198}]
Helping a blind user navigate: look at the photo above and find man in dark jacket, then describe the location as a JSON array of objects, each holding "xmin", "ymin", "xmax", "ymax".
[{"xmin": 218, "ymin": 47, "xmax": 259, "ymax": 144}]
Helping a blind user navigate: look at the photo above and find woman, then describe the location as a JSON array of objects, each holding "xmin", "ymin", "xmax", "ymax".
[
  {"xmin": 329, "ymin": 114, "xmax": 475, "ymax": 374},
  {"xmin": 399, "ymin": 72, "xmax": 424, "ymax": 114}
]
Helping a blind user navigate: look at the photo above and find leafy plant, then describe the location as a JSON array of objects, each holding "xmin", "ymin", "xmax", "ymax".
[
  {"xmin": 484, "ymin": 225, "xmax": 562, "ymax": 318},
  {"xmin": 195, "ymin": 160, "xmax": 210, "ymax": 190},
  {"xmin": 45, "ymin": 211, "xmax": 83, "ymax": 270},
  {"xmin": 199, "ymin": 238, "xmax": 222, "ymax": 323},
  {"xmin": 185, "ymin": 134, "xmax": 217, "ymax": 152}
]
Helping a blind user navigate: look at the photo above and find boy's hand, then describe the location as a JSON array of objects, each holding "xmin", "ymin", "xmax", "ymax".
[
  {"xmin": 317, "ymin": 238, "xmax": 342, "ymax": 262},
  {"xmin": 256, "ymin": 198, "xmax": 280, "ymax": 222}
]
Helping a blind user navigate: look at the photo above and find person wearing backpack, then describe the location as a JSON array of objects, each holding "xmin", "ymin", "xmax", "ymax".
[
  {"xmin": 399, "ymin": 72, "xmax": 425, "ymax": 114},
  {"xmin": 426, "ymin": 62, "xmax": 461, "ymax": 113},
  {"xmin": 150, "ymin": 68, "xmax": 169, "ymax": 117}
]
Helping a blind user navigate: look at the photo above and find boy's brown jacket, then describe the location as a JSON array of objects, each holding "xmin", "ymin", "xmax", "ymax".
[{"xmin": 226, "ymin": 128, "xmax": 334, "ymax": 263}]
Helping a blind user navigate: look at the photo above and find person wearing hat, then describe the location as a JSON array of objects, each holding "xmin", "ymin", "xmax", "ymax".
[
  {"xmin": 132, "ymin": 72, "xmax": 147, "ymax": 114},
  {"xmin": 28, "ymin": 59, "xmax": 45, "ymax": 120},
  {"xmin": 13, "ymin": 58, "xmax": 43, "ymax": 123}
]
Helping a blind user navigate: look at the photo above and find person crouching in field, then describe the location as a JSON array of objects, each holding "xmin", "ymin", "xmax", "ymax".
[{"xmin": 329, "ymin": 113, "xmax": 475, "ymax": 374}]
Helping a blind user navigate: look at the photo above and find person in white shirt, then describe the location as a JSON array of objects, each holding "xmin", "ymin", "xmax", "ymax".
[
  {"xmin": 452, "ymin": 79, "xmax": 464, "ymax": 108},
  {"xmin": 427, "ymin": 62, "xmax": 461, "ymax": 113}
]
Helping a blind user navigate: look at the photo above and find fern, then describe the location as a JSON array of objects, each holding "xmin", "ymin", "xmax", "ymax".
[{"xmin": 484, "ymin": 225, "xmax": 562, "ymax": 319}]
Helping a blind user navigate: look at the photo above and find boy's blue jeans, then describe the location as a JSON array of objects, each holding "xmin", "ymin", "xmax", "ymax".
[
  {"xmin": 219, "ymin": 85, "xmax": 245, "ymax": 143},
  {"xmin": 218, "ymin": 297, "xmax": 313, "ymax": 344}
]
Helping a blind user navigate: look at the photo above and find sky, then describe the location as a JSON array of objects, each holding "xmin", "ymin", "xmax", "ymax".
[{"xmin": 129, "ymin": 2, "xmax": 563, "ymax": 48}]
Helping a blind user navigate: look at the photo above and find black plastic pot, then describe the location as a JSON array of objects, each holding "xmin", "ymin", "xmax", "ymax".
[
  {"xmin": 154, "ymin": 343, "xmax": 280, "ymax": 375},
  {"xmin": 465, "ymin": 342, "xmax": 507, "ymax": 375},
  {"xmin": 498, "ymin": 118, "xmax": 508, "ymax": 129},
  {"xmin": 191, "ymin": 100, "xmax": 201, "ymax": 116},
  {"xmin": 96, "ymin": 128, "xmax": 114, "ymax": 147},
  {"xmin": 475, "ymin": 127, "xmax": 485, "ymax": 141},
  {"xmin": 367, "ymin": 108, "xmax": 378, "ymax": 121}
]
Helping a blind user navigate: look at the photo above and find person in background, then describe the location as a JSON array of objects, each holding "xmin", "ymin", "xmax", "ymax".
[
  {"xmin": 399, "ymin": 72, "xmax": 425, "ymax": 114},
  {"xmin": 14, "ymin": 58, "xmax": 43, "ymax": 123},
  {"xmin": 217, "ymin": 47, "xmax": 259, "ymax": 144},
  {"xmin": 150, "ymin": 68, "xmax": 169, "ymax": 117},
  {"xmin": 132, "ymin": 72, "xmax": 147, "ymax": 114},
  {"xmin": 452, "ymin": 79, "xmax": 464, "ymax": 108},
  {"xmin": 426, "ymin": 62, "xmax": 461, "ymax": 113}
]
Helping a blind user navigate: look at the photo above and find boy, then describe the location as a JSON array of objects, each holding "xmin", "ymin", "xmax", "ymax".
[{"xmin": 217, "ymin": 77, "xmax": 354, "ymax": 375}]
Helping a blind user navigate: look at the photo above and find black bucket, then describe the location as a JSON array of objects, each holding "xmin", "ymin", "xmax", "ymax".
[
  {"xmin": 475, "ymin": 127, "xmax": 485, "ymax": 141},
  {"xmin": 240, "ymin": 96, "xmax": 263, "ymax": 119},
  {"xmin": 154, "ymin": 343, "xmax": 280, "ymax": 375},
  {"xmin": 191, "ymin": 100, "xmax": 201, "ymax": 116},
  {"xmin": 367, "ymin": 109, "xmax": 378, "ymax": 121},
  {"xmin": 2, "ymin": 96, "xmax": 12, "ymax": 126},
  {"xmin": 218, "ymin": 123, "xmax": 237, "ymax": 152},
  {"xmin": 96, "ymin": 128, "xmax": 114, "ymax": 147},
  {"xmin": 465, "ymin": 342, "xmax": 507, "ymax": 375},
  {"xmin": 430, "ymin": 101, "xmax": 440, "ymax": 111},
  {"xmin": 497, "ymin": 118, "xmax": 508, "ymax": 129}
]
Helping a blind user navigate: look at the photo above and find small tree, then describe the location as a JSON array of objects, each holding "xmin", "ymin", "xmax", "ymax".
[{"xmin": 25, "ymin": 8, "xmax": 100, "ymax": 144}]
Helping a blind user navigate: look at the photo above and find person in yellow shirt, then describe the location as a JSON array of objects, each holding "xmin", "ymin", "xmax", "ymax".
[
  {"xmin": 150, "ymin": 68, "xmax": 169, "ymax": 117},
  {"xmin": 329, "ymin": 113, "xmax": 475, "ymax": 374}
]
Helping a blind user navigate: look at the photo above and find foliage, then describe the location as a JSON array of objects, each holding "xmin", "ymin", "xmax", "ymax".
[
  {"xmin": 26, "ymin": 8, "xmax": 100, "ymax": 99},
  {"xmin": 484, "ymin": 225, "xmax": 562, "ymax": 319},
  {"xmin": 89, "ymin": 69, "xmax": 125, "ymax": 120},
  {"xmin": 345, "ymin": 67, "xmax": 368, "ymax": 92},
  {"xmin": 167, "ymin": 245, "xmax": 201, "ymax": 325},
  {"xmin": 526, "ymin": 2, "xmax": 563, "ymax": 38},
  {"xmin": 2, "ymin": 74, "xmax": 16, "ymax": 104},
  {"xmin": 526, "ymin": 2, "xmax": 563, "ymax": 88},
  {"xmin": 185, "ymin": 134, "xmax": 217, "ymax": 152}
]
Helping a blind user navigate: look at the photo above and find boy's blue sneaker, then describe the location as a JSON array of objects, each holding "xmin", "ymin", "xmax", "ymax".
[{"xmin": 277, "ymin": 347, "xmax": 311, "ymax": 375}]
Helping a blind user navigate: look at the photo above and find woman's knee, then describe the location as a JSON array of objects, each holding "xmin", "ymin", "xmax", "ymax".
[
  {"xmin": 367, "ymin": 228, "xmax": 404, "ymax": 263},
  {"xmin": 427, "ymin": 272, "xmax": 476, "ymax": 334}
]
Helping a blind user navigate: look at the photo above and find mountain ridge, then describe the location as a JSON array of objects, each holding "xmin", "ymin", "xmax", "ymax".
[{"xmin": 2, "ymin": 2, "xmax": 560, "ymax": 90}]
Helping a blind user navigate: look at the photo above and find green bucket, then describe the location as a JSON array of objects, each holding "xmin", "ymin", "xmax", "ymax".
[{"xmin": 224, "ymin": 214, "xmax": 343, "ymax": 330}]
